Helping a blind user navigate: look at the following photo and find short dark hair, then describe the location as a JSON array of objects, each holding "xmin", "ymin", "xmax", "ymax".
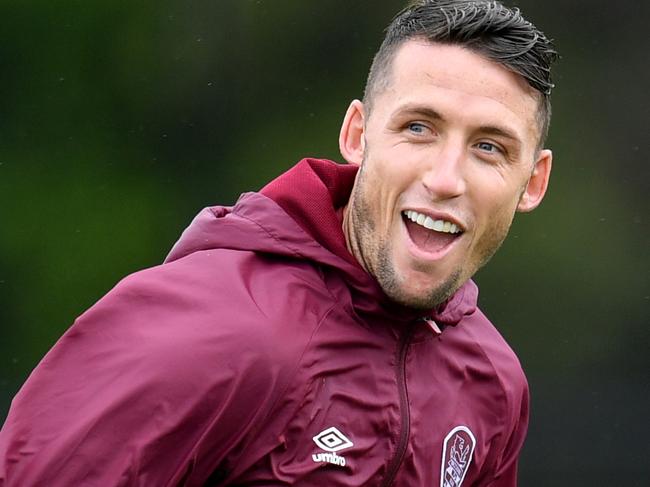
[{"xmin": 364, "ymin": 0, "xmax": 558, "ymax": 148}]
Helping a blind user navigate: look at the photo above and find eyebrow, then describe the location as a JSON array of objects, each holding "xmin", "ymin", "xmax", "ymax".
[
  {"xmin": 477, "ymin": 125, "xmax": 521, "ymax": 144},
  {"xmin": 392, "ymin": 105, "xmax": 446, "ymax": 122}
]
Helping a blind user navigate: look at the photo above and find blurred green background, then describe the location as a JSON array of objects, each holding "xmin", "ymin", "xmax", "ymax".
[{"xmin": 1, "ymin": 1, "xmax": 648, "ymax": 485}]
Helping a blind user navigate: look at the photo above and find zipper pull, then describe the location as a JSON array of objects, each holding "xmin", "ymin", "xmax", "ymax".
[{"xmin": 421, "ymin": 317, "xmax": 442, "ymax": 335}]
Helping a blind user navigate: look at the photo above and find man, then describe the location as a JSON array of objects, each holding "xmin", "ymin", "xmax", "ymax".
[{"xmin": 0, "ymin": 0, "xmax": 557, "ymax": 485}]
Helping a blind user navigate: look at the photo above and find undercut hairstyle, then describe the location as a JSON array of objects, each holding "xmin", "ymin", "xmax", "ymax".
[{"xmin": 364, "ymin": 0, "xmax": 558, "ymax": 148}]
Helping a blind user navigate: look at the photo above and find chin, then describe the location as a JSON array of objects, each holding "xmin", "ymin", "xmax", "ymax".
[
  {"xmin": 381, "ymin": 270, "xmax": 464, "ymax": 310},
  {"xmin": 372, "ymin": 243, "xmax": 464, "ymax": 310}
]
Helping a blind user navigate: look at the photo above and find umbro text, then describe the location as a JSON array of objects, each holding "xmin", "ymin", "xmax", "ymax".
[{"xmin": 312, "ymin": 452, "xmax": 346, "ymax": 467}]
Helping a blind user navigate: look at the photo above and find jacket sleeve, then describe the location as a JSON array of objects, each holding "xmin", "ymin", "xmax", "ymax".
[
  {"xmin": 483, "ymin": 380, "xmax": 530, "ymax": 487},
  {"xmin": 0, "ymin": 261, "xmax": 287, "ymax": 486}
]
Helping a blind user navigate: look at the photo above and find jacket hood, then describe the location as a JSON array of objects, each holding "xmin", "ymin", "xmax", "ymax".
[{"xmin": 165, "ymin": 158, "xmax": 478, "ymax": 325}]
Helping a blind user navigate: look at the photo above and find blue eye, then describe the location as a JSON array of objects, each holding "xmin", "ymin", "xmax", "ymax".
[
  {"xmin": 408, "ymin": 122, "xmax": 427, "ymax": 134},
  {"xmin": 477, "ymin": 142, "xmax": 499, "ymax": 153}
]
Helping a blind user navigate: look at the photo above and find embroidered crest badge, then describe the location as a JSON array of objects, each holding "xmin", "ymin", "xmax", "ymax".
[{"xmin": 440, "ymin": 426, "xmax": 476, "ymax": 487}]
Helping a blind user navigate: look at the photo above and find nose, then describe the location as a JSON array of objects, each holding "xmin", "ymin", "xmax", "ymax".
[{"xmin": 421, "ymin": 140, "xmax": 467, "ymax": 200}]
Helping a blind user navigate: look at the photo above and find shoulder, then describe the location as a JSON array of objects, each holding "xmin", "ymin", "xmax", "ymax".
[
  {"xmin": 73, "ymin": 249, "xmax": 337, "ymax": 375},
  {"xmin": 440, "ymin": 307, "xmax": 529, "ymax": 441},
  {"xmin": 1, "ymin": 250, "xmax": 335, "ymax": 485},
  {"xmin": 438, "ymin": 308, "xmax": 529, "ymax": 480},
  {"xmin": 457, "ymin": 308, "xmax": 530, "ymax": 481},
  {"xmin": 455, "ymin": 307, "xmax": 528, "ymax": 396}
]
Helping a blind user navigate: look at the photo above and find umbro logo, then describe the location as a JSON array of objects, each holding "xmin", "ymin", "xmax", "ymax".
[{"xmin": 312, "ymin": 427, "xmax": 353, "ymax": 467}]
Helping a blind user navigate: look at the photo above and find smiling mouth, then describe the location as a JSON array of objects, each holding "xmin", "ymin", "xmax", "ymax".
[{"xmin": 402, "ymin": 210, "xmax": 463, "ymax": 254}]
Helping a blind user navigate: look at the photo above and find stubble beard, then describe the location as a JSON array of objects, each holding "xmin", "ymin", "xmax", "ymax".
[
  {"xmin": 348, "ymin": 166, "xmax": 516, "ymax": 311},
  {"xmin": 349, "ymin": 170, "xmax": 464, "ymax": 310},
  {"xmin": 376, "ymin": 245, "xmax": 464, "ymax": 309}
]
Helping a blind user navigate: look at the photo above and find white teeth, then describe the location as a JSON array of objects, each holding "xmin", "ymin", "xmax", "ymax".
[{"xmin": 403, "ymin": 210, "xmax": 462, "ymax": 234}]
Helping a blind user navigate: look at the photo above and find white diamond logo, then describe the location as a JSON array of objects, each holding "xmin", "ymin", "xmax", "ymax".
[{"xmin": 312, "ymin": 427, "xmax": 354, "ymax": 453}]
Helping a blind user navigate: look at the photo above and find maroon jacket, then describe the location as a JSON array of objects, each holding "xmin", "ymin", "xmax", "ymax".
[{"xmin": 0, "ymin": 159, "xmax": 528, "ymax": 486}]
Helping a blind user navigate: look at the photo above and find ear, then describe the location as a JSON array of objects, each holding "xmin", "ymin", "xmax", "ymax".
[
  {"xmin": 339, "ymin": 99, "xmax": 366, "ymax": 165},
  {"xmin": 517, "ymin": 149, "xmax": 552, "ymax": 212}
]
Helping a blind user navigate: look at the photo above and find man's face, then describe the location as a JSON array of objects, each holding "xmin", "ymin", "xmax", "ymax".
[{"xmin": 340, "ymin": 41, "xmax": 552, "ymax": 309}]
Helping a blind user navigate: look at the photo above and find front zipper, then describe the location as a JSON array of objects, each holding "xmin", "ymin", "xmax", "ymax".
[{"xmin": 380, "ymin": 324, "xmax": 415, "ymax": 487}]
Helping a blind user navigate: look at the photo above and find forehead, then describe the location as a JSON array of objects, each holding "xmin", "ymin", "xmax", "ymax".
[{"xmin": 379, "ymin": 40, "xmax": 540, "ymax": 140}]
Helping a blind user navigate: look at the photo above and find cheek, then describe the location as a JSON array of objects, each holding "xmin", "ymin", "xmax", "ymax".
[
  {"xmin": 474, "ymin": 193, "xmax": 519, "ymax": 249},
  {"xmin": 364, "ymin": 140, "xmax": 421, "ymax": 178},
  {"xmin": 469, "ymin": 179, "xmax": 522, "ymax": 235},
  {"xmin": 354, "ymin": 166, "xmax": 392, "ymax": 233},
  {"xmin": 361, "ymin": 157, "xmax": 414, "ymax": 216},
  {"xmin": 471, "ymin": 168, "xmax": 527, "ymax": 212}
]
